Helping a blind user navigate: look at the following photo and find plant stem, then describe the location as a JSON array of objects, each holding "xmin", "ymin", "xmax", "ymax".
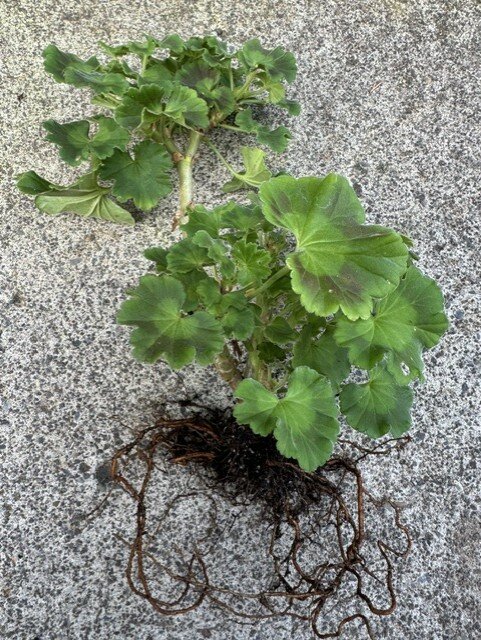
[
  {"xmin": 202, "ymin": 137, "xmax": 238, "ymax": 177},
  {"xmin": 246, "ymin": 265, "xmax": 290, "ymax": 300},
  {"xmin": 173, "ymin": 129, "xmax": 202, "ymax": 228},
  {"xmin": 171, "ymin": 131, "xmax": 244, "ymax": 389}
]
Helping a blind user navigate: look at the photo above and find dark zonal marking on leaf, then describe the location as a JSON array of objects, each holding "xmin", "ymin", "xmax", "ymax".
[
  {"xmin": 260, "ymin": 174, "xmax": 409, "ymax": 320},
  {"xmin": 334, "ymin": 265, "xmax": 449, "ymax": 383}
]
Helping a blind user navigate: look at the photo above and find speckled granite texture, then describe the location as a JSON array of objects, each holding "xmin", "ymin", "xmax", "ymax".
[{"xmin": 1, "ymin": 1, "xmax": 480, "ymax": 638}]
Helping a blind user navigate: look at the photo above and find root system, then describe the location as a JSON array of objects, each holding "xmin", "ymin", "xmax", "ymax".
[{"xmin": 110, "ymin": 406, "xmax": 411, "ymax": 638}]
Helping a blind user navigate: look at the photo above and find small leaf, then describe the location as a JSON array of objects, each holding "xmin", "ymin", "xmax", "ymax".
[
  {"xmin": 235, "ymin": 109, "xmax": 291, "ymax": 152},
  {"xmin": 340, "ymin": 366, "xmax": 413, "ymax": 438},
  {"xmin": 141, "ymin": 60, "xmax": 174, "ymax": 84},
  {"xmin": 43, "ymin": 120, "xmax": 89, "ymax": 165},
  {"xmin": 176, "ymin": 59, "xmax": 220, "ymax": 89},
  {"xmin": 164, "ymin": 84, "xmax": 210, "ymax": 128},
  {"xmin": 256, "ymin": 125, "xmax": 291, "ymax": 153},
  {"xmin": 115, "ymin": 83, "xmax": 209, "ymax": 130},
  {"xmin": 234, "ymin": 366, "xmax": 339, "ymax": 471},
  {"xmin": 99, "ymin": 140, "xmax": 172, "ymax": 211},
  {"xmin": 89, "ymin": 116, "xmax": 131, "ymax": 159},
  {"xmin": 64, "ymin": 65, "xmax": 129, "ymax": 95},
  {"xmin": 334, "ymin": 266, "xmax": 449, "ymax": 383},
  {"xmin": 32, "ymin": 173, "xmax": 134, "ymax": 224},
  {"xmin": 99, "ymin": 36, "xmax": 161, "ymax": 58},
  {"xmin": 237, "ymin": 39, "xmax": 297, "ymax": 83},
  {"xmin": 43, "ymin": 117, "xmax": 129, "ymax": 166},
  {"xmin": 166, "ymin": 238, "xmax": 211, "ymax": 273},
  {"xmin": 16, "ymin": 171, "xmax": 57, "ymax": 195},
  {"xmin": 292, "ymin": 326, "xmax": 351, "ymax": 392},
  {"xmin": 144, "ymin": 246, "xmax": 168, "ymax": 270},
  {"xmin": 220, "ymin": 300, "xmax": 256, "ymax": 340},
  {"xmin": 257, "ymin": 341, "xmax": 286, "ymax": 363},
  {"xmin": 259, "ymin": 174, "xmax": 409, "ymax": 320},
  {"xmin": 232, "ymin": 239, "xmax": 271, "ymax": 286},
  {"xmin": 221, "ymin": 203, "xmax": 267, "ymax": 232},
  {"xmin": 223, "ymin": 147, "xmax": 272, "ymax": 192},
  {"xmin": 42, "ymin": 44, "xmax": 99, "ymax": 83},
  {"xmin": 278, "ymin": 99, "xmax": 301, "ymax": 116},
  {"xmin": 192, "ymin": 230, "xmax": 235, "ymax": 279},
  {"xmin": 181, "ymin": 204, "xmax": 224, "ymax": 238},
  {"xmin": 160, "ymin": 34, "xmax": 186, "ymax": 54},
  {"xmin": 264, "ymin": 317, "xmax": 297, "ymax": 345},
  {"xmin": 117, "ymin": 274, "xmax": 224, "ymax": 368}
]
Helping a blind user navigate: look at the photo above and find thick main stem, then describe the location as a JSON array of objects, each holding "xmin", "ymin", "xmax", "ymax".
[
  {"xmin": 175, "ymin": 130, "xmax": 202, "ymax": 226},
  {"xmin": 174, "ymin": 131, "xmax": 243, "ymax": 391}
]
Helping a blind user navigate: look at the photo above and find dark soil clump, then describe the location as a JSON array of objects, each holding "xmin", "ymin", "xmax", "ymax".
[{"xmin": 111, "ymin": 406, "xmax": 411, "ymax": 638}]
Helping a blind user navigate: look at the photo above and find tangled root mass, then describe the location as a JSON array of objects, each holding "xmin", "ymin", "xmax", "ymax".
[{"xmin": 111, "ymin": 406, "xmax": 411, "ymax": 638}]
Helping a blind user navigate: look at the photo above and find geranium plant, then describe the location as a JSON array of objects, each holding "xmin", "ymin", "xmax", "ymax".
[
  {"xmin": 17, "ymin": 34, "xmax": 448, "ymax": 474},
  {"xmin": 17, "ymin": 33, "xmax": 450, "ymax": 636}
]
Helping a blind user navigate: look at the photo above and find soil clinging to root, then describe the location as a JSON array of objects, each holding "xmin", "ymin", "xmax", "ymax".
[{"xmin": 110, "ymin": 405, "xmax": 412, "ymax": 639}]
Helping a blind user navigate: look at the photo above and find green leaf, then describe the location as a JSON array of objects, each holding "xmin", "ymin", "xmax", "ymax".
[
  {"xmin": 259, "ymin": 174, "xmax": 409, "ymax": 320},
  {"xmin": 334, "ymin": 266, "xmax": 449, "ymax": 383},
  {"xmin": 181, "ymin": 204, "xmax": 224, "ymax": 238},
  {"xmin": 192, "ymin": 230, "xmax": 235, "ymax": 279},
  {"xmin": 42, "ymin": 44, "xmax": 99, "ymax": 83},
  {"xmin": 43, "ymin": 44, "xmax": 130, "ymax": 95},
  {"xmin": 237, "ymin": 39, "xmax": 297, "ymax": 83},
  {"xmin": 117, "ymin": 274, "xmax": 224, "ymax": 368},
  {"xmin": 203, "ymin": 86, "xmax": 236, "ymax": 117},
  {"xmin": 278, "ymin": 99, "xmax": 301, "ymax": 116},
  {"xmin": 235, "ymin": 109, "xmax": 259, "ymax": 133},
  {"xmin": 174, "ymin": 269, "xmax": 211, "ymax": 312},
  {"xmin": 141, "ymin": 60, "xmax": 174, "ymax": 85},
  {"xmin": 43, "ymin": 117, "xmax": 129, "ymax": 166},
  {"xmin": 256, "ymin": 125, "xmax": 291, "ymax": 153},
  {"xmin": 99, "ymin": 35, "xmax": 160, "ymax": 58},
  {"xmin": 144, "ymin": 246, "xmax": 168, "ymax": 270},
  {"xmin": 221, "ymin": 202, "xmax": 267, "ymax": 232},
  {"xmin": 166, "ymin": 238, "xmax": 211, "ymax": 273},
  {"xmin": 115, "ymin": 83, "xmax": 209, "ymax": 130},
  {"xmin": 63, "ymin": 65, "xmax": 129, "ymax": 95},
  {"xmin": 31, "ymin": 173, "xmax": 134, "ymax": 224},
  {"xmin": 235, "ymin": 109, "xmax": 291, "ymax": 153},
  {"xmin": 176, "ymin": 59, "xmax": 219, "ymax": 89},
  {"xmin": 292, "ymin": 325, "xmax": 351, "ymax": 392},
  {"xmin": 219, "ymin": 293, "xmax": 256, "ymax": 340},
  {"xmin": 234, "ymin": 366, "xmax": 339, "ymax": 471},
  {"xmin": 163, "ymin": 84, "xmax": 210, "ymax": 128},
  {"xmin": 232, "ymin": 239, "xmax": 271, "ymax": 286},
  {"xmin": 223, "ymin": 147, "xmax": 272, "ymax": 192},
  {"xmin": 160, "ymin": 34, "xmax": 185, "ymax": 55},
  {"xmin": 264, "ymin": 317, "xmax": 297, "ymax": 344},
  {"xmin": 340, "ymin": 366, "xmax": 413, "ymax": 438},
  {"xmin": 16, "ymin": 171, "xmax": 57, "ymax": 195},
  {"xmin": 99, "ymin": 140, "xmax": 172, "ymax": 211},
  {"xmin": 89, "ymin": 116, "xmax": 131, "ymax": 159},
  {"xmin": 257, "ymin": 341, "xmax": 286, "ymax": 363}
]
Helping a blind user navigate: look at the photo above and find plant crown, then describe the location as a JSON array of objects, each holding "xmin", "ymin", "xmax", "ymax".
[{"xmin": 17, "ymin": 35, "xmax": 448, "ymax": 472}]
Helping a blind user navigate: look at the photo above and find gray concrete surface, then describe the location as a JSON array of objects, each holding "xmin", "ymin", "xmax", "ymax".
[{"xmin": 1, "ymin": 1, "xmax": 480, "ymax": 638}]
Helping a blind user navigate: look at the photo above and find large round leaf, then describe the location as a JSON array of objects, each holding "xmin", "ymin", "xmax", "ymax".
[
  {"xmin": 259, "ymin": 174, "xmax": 409, "ymax": 320},
  {"xmin": 117, "ymin": 275, "xmax": 224, "ymax": 368},
  {"xmin": 334, "ymin": 266, "xmax": 449, "ymax": 383}
]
